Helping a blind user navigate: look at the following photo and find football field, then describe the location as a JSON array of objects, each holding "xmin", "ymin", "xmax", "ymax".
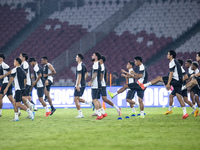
[{"xmin": 0, "ymin": 107, "xmax": 199, "ymax": 150}]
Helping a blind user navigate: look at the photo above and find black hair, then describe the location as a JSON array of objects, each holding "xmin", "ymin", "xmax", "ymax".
[
  {"xmin": 16, "ymin": 58, "xmax": 22, "ymax": 65},
  {"xmin": 168, "ymin": 50, "xmax": 176, "ymax": 58},
  {"xmin": 77, "ymin": 54, "xmax": 84, "ymax": 60},
  {"xmin": 94, "ymin": 52, "xmax": 101, "ymax": 60},
  {"xmin": 113, "ymin": 72, "xmax": 118, "ymax": 77},
  {"xmin": 134, "ymin": 56, "xmax": 142, "ymax": 62},
  {"xmin": 192, "ymin": 61, "xmax": 199, "ymax": 68},
  {"xmin": 197, "ymin": 52, "xmax": 200, "ymax": 57},
  {"xmin": 41, "ymin": 56, "xmax": 48, "ymax": 60},
  {"xmin": 186, "ymin": 59, "xmax": 192, "ymax": 64},
  {"xmin": 177, "ymin": 58, "xmax": 183, "ymax": 66},
  {"xmin": 29, "ymin": 57, "xmax": 36, "ymax": 63},
  {"xmin": 21, "ymin": 53, "xmax": 28, "ymax": 61},
  {"xmin": 0, "ymin": 53, "xmax": 5, "ymax": 60},
  {"xmin": 128, "ymin": 61, "xmax": 134, "ymax": 67},
  {"xmin": 101, "ymin": 55, "xmax": 106, "ymax": 63}
]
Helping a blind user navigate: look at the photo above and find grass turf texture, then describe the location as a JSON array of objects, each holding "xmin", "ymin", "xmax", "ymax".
[{"xmin": 0, "ymin": 107, "xmax": 199, "ymax": 150}]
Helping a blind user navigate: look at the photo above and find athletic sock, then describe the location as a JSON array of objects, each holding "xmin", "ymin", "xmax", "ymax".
[
  {"xmin": 0, "ymin": 109, "xmax": 2, "ymax": 115},
  {"xmin": 26, "ymin": 100, "xmax": 33, "ymax": 107},
  {"xmin": 169, "ymin": 106, "xmax": 172, "ymax": 111},
  {"xmin": 181, "ymin": 86, "xmax": 186, "ymax": 91},
  {"xmin": 144, "ymin": 82, "xmax": 152, "ymax": 88},
  {"xmin": 182, "ymin": 107, "xmax": 187, "ymax": 115},
  {"xmin": 101, "ymin": 108, "xmax": 106, "ymax": 115},
  {"xmin": 85, "ymin": 100, "xmax": 93, "ymax": 107},
  {"xmin": 141, "ymin": 111, "xmax": 144, "ymax": 116},
  {"xmin": 15, "ymin": 113, "xmax": 19, "ymax": 120},
  {"xmin": 192, "ymin": 105, "xmax": 196, "ymax": 111},
  {"xmin": 113, "ymin": 104, "xmax": 119, "ymax": 111},
  {"xmin": 131, "ymin": 107, "xmax": 136, "ymax": 113},
  {"xmin": 78, "ymin": 109, "xmax": 82, "ymax": 116},
  {"xmin": 45, "ymin": 106, "xmax": 50, "ymax": 113},
  {"xmin": 26, "ymin": 108, "xmax": 32, "ymax": 115},
  {"xmin": 113, "ymin": 92, "xmax": 118, "ymax": 97},
  {"xmin": 45, "ymin": 96, "xmax": 48, "ymax": 99},
  {"xmin": 18, "ymin": 109, "xmax": 21, "ymax": 114},
  {"xmin": 30, "ymin": 101, "xmax": 35, "ymax": 105},
  {"xmin": 135, "ymin": 102, "xmax": 139, "ymax": 107},
  {"xmin": 97, "ymin": 109, "xmax": 101, "ymax": 116}
]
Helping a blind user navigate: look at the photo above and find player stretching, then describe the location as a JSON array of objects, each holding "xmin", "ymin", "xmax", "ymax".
[
  {"xmin": 29, "ymin": 57, "xmax": 51, "ymax": 117},
  {"xmin": 168, "ymin": 59, "xmax": 198, "ymax": 116},
  {"xmin": 74, "ymin": 54, "xmax": 93, "ymax": 118},
  {"xmin": 98, "ymin": 55, "xmax": 121, "ymax": 116},
  {"xmin": 138, "ymin": 50, "xmax": 189, "ymax": 119},
  {"xmin": 4, "ymin": 58, "xmax": 34, "ymax": 121},
  {"xmin": 88, "ymin": 52, "xmax": 107, "ymax": 120},
  {"xmin": 0, "ymin": 53, "xmax": 15, "ymax": 117},
  {"xmin": 19, "ymin": 53, "xmax": 35, "ymax": 113},
  {"xmin": 41, "ymin": 56, "xmax": 56, "ymax": 115},
  {"xmin": 108, "ymin": 56, "xmax": 148, "ymax": 118},
  {"xmin": 121, "ymin": 61, "xmax": 139, "ymax": 116}
]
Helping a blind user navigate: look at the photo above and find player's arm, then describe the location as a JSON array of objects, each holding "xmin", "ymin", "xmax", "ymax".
[
  {"xmin": 85, "ymin": 72, "xmax": 88, "ymax": 81},
  {"xmin": 43, "ymin": 65, "xmax": 56, "ymax": 77},
  {"xmin": 0, "ymin": 70, "xmax": 11, "ymax": 79},
  {"xmin": 106, "ymin": 73, "xmax": 109, "ymax": 84},
  {"xmin": 190, "ymin": 72, "xmax": 200, "ymax": 79},
  {"xmin": 88, "ymin": 72, "xmax": 97, "ymax": 86},
  {"xmin": 76, "ymin": 73, "xmax": 82, "ymax": 91},
  {"xmin": 183, "ymin": 74, "xmax": 188, "ymax": 82},
  {"xmin": 166, "ymin": 71, "xmax": 173, "ymax": 90},
  {"xmin": 30, "ymin": 73, "xmax": 42, "ymax": 92}
]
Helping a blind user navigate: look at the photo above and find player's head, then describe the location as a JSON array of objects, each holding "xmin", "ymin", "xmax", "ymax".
[
  {"xmin": 191, "ymin": 61, "xmax": 199, "ymax": 70},
  {"xmin": 76, "ymin": 54, "xmax": 84, "ymax": 62},
  {"xmin": 29, "ymin": 57, "xmax": 36, "ymax": 66},
  {"xmin": 167, "ymin": 50, "xmax": 176, "ymax": 60},
  {"xmin": 19, "ymin": 53, "xmax": 28, "ymax": 61},
  {"xmin": 92, "ymin": 52, "xmax": 101, "ymax": 62},
  {"xmin": 0, "ymin": 53, "xmax": 5, "ymax": 61},
  {"xmin": 99, "ymin": 55, "xmax": 106, "ymax": 64},
  {"xmin": 185, "ymin": 59, "xmax": 192, "ymax": 68},
  {"xmin": 134, "ymin": 56, "xmax": 142, "ymax": 66},
  {"xmin": 14, "ymin": 58, "xmax": 22, "ymax": 67},
  {"xmin": 41, "ymin": 56, "xmax": 48, "ymax": 65},
  {"xmin": 127, "ymin": 61, "xmax": 134, "ymax": 69},
  {"xmin": 196, "ymin": 52, "xmax": 200, "ymax": 62},
  {"xmin": 177, "ymin": 58, "xmax": 183, "ymax": 66}
]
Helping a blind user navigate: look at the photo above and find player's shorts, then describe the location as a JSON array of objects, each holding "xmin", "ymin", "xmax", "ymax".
[
  {"xmin": 92, "ymin": 89, "xmax": 101, "ymax": 100},
  {"xmin": 128, "ymin": 83, "xmax": 145, "ymax": 99},
  {"xmin": 37, "ymin": 87, "xmax": 44, "ymax": 98},
  {"xmin": 196, "ymin": 78, "xmax": 200, "ymax": 87},
  {"xmin": 0, "ymin": 83, "xmax": 12, "ymax": 96},
  {"xmin": 100, "ymin": 87, "xmax": 107, "ymax": 96},
  {"xmin": 22, "ymin": 85, "xmax": 31, "ymax": 96},
  {"xmin": 46, "ymin": 80, "xmax": 53, "ymax": 92},
  {"xmin": 126, "ymin": 89, "xmax": 136, "ymax": 100},
  {"xmin": 74, "ymin": 87, "xmax": 85, "ymax": 97},
  {"xmin": 191, "ymin": 85, "xmax": 200, "ymax": 96},
  {"xmin": 181, "ymin": 89, "xmax": 188, "ymax": 97},
  {"xmin": 162, "ymin": 76, "xmax": 182, "ymax": 95},
  {"xmin": 15, "ymin": 90, "xmax": 23, "ymax": 102}
]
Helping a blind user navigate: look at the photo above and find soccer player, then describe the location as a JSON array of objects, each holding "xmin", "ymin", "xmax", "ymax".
[
  {"xmin": 29, "ymin": 57, "xmax": 51, "ymax": 117},
  {"xmin": 168, "ymin": 59, "xmax": 198, "ymax": 116},
  {"xmin": 98, "ymin": 55, "xmax": 121, "ymax": 116},
  {"xmin": 19, "ymin": 53, "xmax": 35, "ymax": 112},
  {"xmin": 4, "ymin": 58, "xmax": 34, "ymax": 121},
  {"xmin": 108, "ymin": 56, "xmax": 148, "ymax": 118},
  {"xmin": 41, "ymin": 56, "xmax": 56, "ymax": 115},
  {"xmin": 121, "ymin": 61, "xmax": 139, "ymax": 116},
  {"xmin": 138, "ymin": 50, "xmax": 189, "ymax": 119},
  {"xmin": 74, "ymin": 54, "xmax": 93, "ymax": 118},
  {"xmin": 88, "ymin": 52, "xmax": 107, "ymax": 120},
  {"xmin": 0, "ymin": 53, "xmax": 16, "ymax": 117}
]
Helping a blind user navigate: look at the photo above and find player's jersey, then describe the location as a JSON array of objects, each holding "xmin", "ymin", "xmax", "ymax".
[
  {"xmin": 0, "ymin": 62, "xmax": 10, "ymax": 84},
  {"xmin": 91, "ymin": 61, "xmax": 101, "ymax": 89},
  {"xmin": 169, "ymin": 59, "xmax": 182, "ymax": 82},
  {"xmin": 33, "ymin": 63, "xmax": 44, "ymax": 88},
  {"xmin": 75, "ymin": 62, "xmax": 87, "ymax": 88},
  {"xmin": 101, "ymin": 64, "xmax": 107, "ymax": 87},
  {"xmin": 11, "ymin": 66, "xmax": 26, "ymax": 91},
  {"xmin": 43, "ymin": 63, "xmax": 54, "ymax": 82},
  {"xmin": 128, "ymin": 68, "xmax": 135, "ymax": 84},
  {"xmin": 138, "ymin": 64, "xmax": 148, "ymax": 84},
  {"xmin": 21, "ymin": 61, "xmax": 31, "ymax": 86},
  {"xmin": 187, "ymin": 66, "xmax": 193, "ymax": 78},
  {"xmin": 192, "ymin": 68, "xmax": 200, "ymax": 80}
]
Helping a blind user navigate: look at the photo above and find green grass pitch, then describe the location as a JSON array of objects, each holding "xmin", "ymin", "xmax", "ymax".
[{"xmin": 0, "ymin": 107, "xmax": 199, "ymax": 150}]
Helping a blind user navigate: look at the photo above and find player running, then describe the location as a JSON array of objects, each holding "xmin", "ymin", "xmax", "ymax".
[
  {"xmin": 4, "ymin": 58, "xmax": 34, "ymax": 121},
  {"xmin": 88, "ymin": 52, "xmax": 107, "ymax": 120},
  {"xmin": 138, "ymin": 50, "xmax": 189, "ymax": 119},
  {"xmin": 108, "ymin": 56, "xmax": 148, "ymax": 118},
  {"xmin": 41, "ymin": 56, "xmax": 56, "ymax": 115},
  {"xmin": 29, "ymin": 57, "xmax": 51, "ymax": 117}
]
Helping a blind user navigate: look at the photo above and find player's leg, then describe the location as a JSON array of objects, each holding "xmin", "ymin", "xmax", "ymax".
[
  {"xmin": 138, "ymin": 76, "xmax": 164, "ymax": 89},
  {"xmin": 137, "ymin": 90, "xmax": 145, "ymax": 118},
  {"xmin": 108, "ymin": 84, "xmax": 129, "ymax": 99},
  {"xmin": 126, "ymin": 90, "xmax": 138, "ymax": 116},
  {"xmin": 175, "ymin": 92, "xmax": 188, "ymax": 119},
  {"xmin": 164, "ymin": 92, "xmax": 175, "ymax": 115},
  {"xmin": 190, "ymin": 91, "xmax": 196, "ymax": 106},
  {"xmin": 0, "ymin": 94, "xmax": 4, "ymax": 117},
  {"xmin": 182, "ymin": 79, "xmax": 198, "ymax": 91}
]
